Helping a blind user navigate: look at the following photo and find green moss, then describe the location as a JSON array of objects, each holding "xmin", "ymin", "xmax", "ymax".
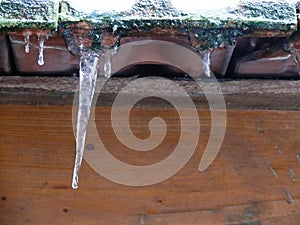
[
  {"xmin": 0, "ymin": 0, "xmax": 297, "ymax": 51},
  {"xmin": 0, "ymin": 0, "xmax": 59, "ymax": 31},
  {"xmin": 238, "ymin": 0, "xmax": 296, "ymax": 21}
]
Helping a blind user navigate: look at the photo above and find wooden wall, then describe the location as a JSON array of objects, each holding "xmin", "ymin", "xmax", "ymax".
[{"xmin": 1, "ymin": 105, "xmax": 300, "ymax": 224}]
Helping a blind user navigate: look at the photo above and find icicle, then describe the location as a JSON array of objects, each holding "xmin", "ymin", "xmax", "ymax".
[
  {"xmin": 38, "ymin": 36, "xmax": 45, "ymax": 66},
  {"xmin": 104, "ymin": 54, "xmax": 112, "ymax": 78},
  {"xmin": 24, "ymin": 34, "xmax": 30, "ymax": 54},
  {"xmin": 113, "ymin": 24, "xmax": 118, "ymax": 33},
  {"xmin": 292, "ymin": 49, "xmax": 300, "ymax": 76},
  {"xmin": 103, "ymin": 46, "xmax": 118, "ymax": 78},
  {"xmin": 72, "ymin": 50, "xmax": 99, "ymax": 189},
  {"xmin": 79, "ymin": 36, "xmax": 84, "ymax": 55},
  {"xmin": 200, "ymin": 50, "xmax": 212, "ymax": 78}
]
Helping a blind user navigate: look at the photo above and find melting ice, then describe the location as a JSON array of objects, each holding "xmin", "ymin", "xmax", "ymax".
[
  {"xmin": 103, "ymin": 47, "xmax": 118, "ymax": 78},
  {"xmin": 72, "ymin": 51, "xmax": 100, "ymax": 189},
  {"xmin": 201, "ymin": 50, "xmax": 212, "ymax": 78},
  {"xmin": 292, "ymin": 49, "xmax": 300, "ymax": 76},
  {"xmin": 38, "ymin": 36, "xmax": 45, "ymax": 66},
  {"xmin": 24, "ymin": 34, "xmax": 30, "ymax": 54}
]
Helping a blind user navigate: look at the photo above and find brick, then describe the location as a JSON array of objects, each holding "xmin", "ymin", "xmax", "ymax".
[
  {"xmin": 0, "ymin": 35, "xmax": 11, "ymax": 74},
  {"xmin": 9, "ymin": 34, "xmax": 79, "ymax": 75}
]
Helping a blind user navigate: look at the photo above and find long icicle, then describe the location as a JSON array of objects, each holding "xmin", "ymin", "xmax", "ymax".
[
  {"xmin": 24, "ymin": 34, "xmax": 30, "ymax": 54},
  {"xmin": 200, "ymin": 50, "xmax": 212, "ymax": 78},
  {"xmin": 72, "ymin": 51, "xmax": 99, "ymax": 189},
  {"xmin": 103, "ymin": 46, "xmax": 118, "ymax": 78},
  {"xmin": 38, "ymin": 35, "xmax": 45, "ymax": 66}
]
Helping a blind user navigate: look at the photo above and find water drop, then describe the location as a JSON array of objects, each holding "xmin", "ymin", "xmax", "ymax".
[
  {"xmin": 38, "ymin": 36, "xmax": 45, "ymax": 66},
  {"xmin": 24, "ymin": 34, "xmax": 30, "ymax": 53},
  {"xmin": 200, "ymin": 50, "xmax": 212, "ymax": 78},
  {"xmin": 72, "ymin": 50, "xmax": 99, "ymax": 189},
  {"xmin": 113, "ymin": 24, "xmax": 118, "ymax": 33}
]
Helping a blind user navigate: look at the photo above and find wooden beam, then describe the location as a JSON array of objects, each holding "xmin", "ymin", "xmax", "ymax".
[{"xmin": 1, "ymin": 76, "xmax": 300, "ymax": 110}]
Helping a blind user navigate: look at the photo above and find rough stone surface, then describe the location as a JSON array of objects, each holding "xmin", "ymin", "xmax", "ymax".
[
  {"xmin": 120, "ymin": 0, "xmax": 183, "ymax": 18},
  {"xmin": 59, "ymin": 0, "xmax": 297, "ymax": 51},
  {"xmin": 0, "ymin": 0, "xmax": 59, "ymax": 31},
  {"xmin": 0, "ymin": 0, "xmax": 293, "ymax": 53},
  {"xmin": 239, "ymin": 0, "xmax": 296, "ymax": 21}
]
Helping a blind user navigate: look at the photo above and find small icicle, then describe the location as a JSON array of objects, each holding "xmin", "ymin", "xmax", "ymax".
[
  {"xmin": 38, "ymin": 36, "xmax": 45, "ymax": 66},
  {"xmin": 200, "ymin": 50, "xmax": 212, "ymax": 78},
  {"xmin": 104, "ymin": 54, "xmax": 112, "ymax": 78},
  {"xmin": 24, "ymin": 34, "xmax": 30, "ymax": 54},
  {"xmin": 113, "ymin": 24, "xmax": 118, "ymax": 33},
  {"xmin": 72, "ymin": 50, "xmax": 99, "ymax": 189},
  {"xmin": 79, "ymin": 36, "xmax": 84, "ymax": 55},
  {"xmin": 103, "ymin": 46, "xmax": 118, "ymax": 78},
  {"xmin": 292, "ymin": 49, "xmax": 300, "ymax": 76}
]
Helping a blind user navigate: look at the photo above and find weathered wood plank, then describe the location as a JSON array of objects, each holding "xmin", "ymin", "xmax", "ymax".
[
  {"xmin": 0, "ymin": 105, "xmax": 300, "ymax": 224},
  {"xmin": 1, "ymin": 76, "xmax": 300, "ymax": 110}
]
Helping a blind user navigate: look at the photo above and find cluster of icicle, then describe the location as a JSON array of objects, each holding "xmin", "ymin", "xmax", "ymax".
[
  {"xmin": 24, "ymin": 34, "xmax": 46, "ymax": 66},
  {"xmin": 71, "ymin": 46, "xmax": 118, "ymax": 189},
  {"xmin": 22, "ymin": 32, "xmax": 119, "ymax": 189},
  {"xmin": 23, "ymin": 31, "xmax": 300, "ymax": 189},
  {"xmin": 70, "ymin": 46, "xmax": 214, "ymax": 189}
]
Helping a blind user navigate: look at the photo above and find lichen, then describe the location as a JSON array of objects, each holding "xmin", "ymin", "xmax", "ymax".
[
  {"xmin": 120, "ymin": 0, "xmax": 186, "ymax": 18},
  {"xmin": 0, "ymin": 0, "xmax": 297, "ymax": 51},
  {"xmin": 238, "ymin": 0, "xmax": 296, "ymax": 21},
  {"xmin": 0, "ymin": 0, "xmax": 59, "ymax": 31}
]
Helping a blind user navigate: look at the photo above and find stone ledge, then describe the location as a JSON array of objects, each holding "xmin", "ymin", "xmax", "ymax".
[
  {"xmin": 0, "ymin": 0, "xmax": 297, "ymax": 50},
  {"xmin": 0, "ymin": 0, "xmax": 59, "ymax": 31}
]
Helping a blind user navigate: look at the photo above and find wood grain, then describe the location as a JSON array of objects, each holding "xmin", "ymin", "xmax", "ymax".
[
  {"xmin": 1, "ymin": 76, "xmax": 300, "ymax": 110},
  {"xmin": 0, "ymin": 105, "xmax": 300, "ymax": 225}
]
